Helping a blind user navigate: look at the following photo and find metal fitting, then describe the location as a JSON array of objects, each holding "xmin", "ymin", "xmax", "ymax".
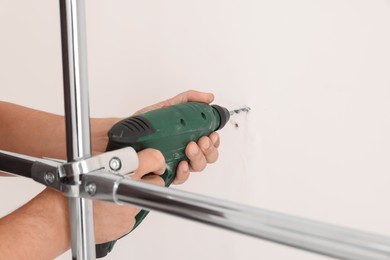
[
  {"xmin": 109, "ymin": 157, "xmax": 122, "ymax": 171},
  {"xmin": 85, "ymin": 182, "xmax": 97, "ymax": 196},
  {"xmin": 44, "ymin": 171, "xmax": 56, "ymax": 184}
]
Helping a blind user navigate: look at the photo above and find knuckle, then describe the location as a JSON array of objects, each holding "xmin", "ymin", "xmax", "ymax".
[
  {"xmin": 157, "ymin": 164, "xmax": 167, "ymax": 175},
  {"xmin": 166, "ymin": 99, "xmax": 175, "ymax": 107},
  {"xmin": 148, "ymin": 149, "xmax": 165, "ymax": 163},
  {"xmin": 204, "ymin": 144, "xmax": 215, "ymax": 156},
  {"xmin": 186, "ymin": 89, "xmax": 196, "ymax": 95},
  {"xmin": 173, "ymin": 175, "xmax": 184, "ymax": 185},
  {"xmin": 177, "ymin": 175, "xmax": 188, "ymax": 185},
  {"xmin": 185, "ymin": 142, "xmax": 199, "ymax": 158},
  {"xmin": 210, "ymin": 132, "xmax": 220, "ymax": 146},
  {"xmin": 207, "ymin": 150, "xmax": 219, "ymax": 163},
  {"xmin": 192, "ymin": 160, "xmax": 206, "ymax": 172},
  {"xmin": 199, "ymin": 138, "xmax": 213, "ymax": 154}
]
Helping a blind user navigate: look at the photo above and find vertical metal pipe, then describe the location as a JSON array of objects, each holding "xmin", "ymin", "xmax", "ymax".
[{"xmin": 59, "ymin": 0, "xmax": 96, "ymax": 259}]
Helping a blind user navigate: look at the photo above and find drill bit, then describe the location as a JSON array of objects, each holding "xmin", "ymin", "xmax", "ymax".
[
  {"xmin": 229, "ymin": 106, "xmax": 251, "ymax": 128},
  {"xmin": 230, "ymin": 106, "xmax": 251, "ymax": 116}
]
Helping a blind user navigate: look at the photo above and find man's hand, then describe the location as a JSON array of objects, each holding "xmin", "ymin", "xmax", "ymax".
[
  {"xmin": 91, "ymin": 90, "xmax": 220, "ymax": 185},
  {"xmin": 93, "ymin": 148, "xmax": 167, "ymax": 243},
  {"xmin": 133, "ymin": 90, "xmax": 220, "ymax": 185},
  {"xmin": 94, "ymin": 90, "xmax": 221, "ymax": 243}
]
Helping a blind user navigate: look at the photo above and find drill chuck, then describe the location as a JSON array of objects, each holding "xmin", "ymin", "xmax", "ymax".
[{"xmin": 211, "ymin": 104, "xmax": 230, "ymax": 130}]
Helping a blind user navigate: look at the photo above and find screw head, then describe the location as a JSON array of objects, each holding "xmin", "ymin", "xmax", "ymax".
[
  {"xmin": 85, "ymin": 182, "xmax": 97, "ymax": 196},
  {"xmin": 44, "ymin": 172, "xmax": 56, "ymax": 184},
  {"xmin": 109, "ymin": 157, "xmax": 122, "ymax": 171}
]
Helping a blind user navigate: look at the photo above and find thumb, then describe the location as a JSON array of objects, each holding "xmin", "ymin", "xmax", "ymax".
[{"xmin": 134, "ymin": 90, "xmax": 214, "ymax": 115}]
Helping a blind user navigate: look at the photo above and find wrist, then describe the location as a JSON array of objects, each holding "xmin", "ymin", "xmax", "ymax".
[{"xmin": 91, "ymin": 118, "xmax": 120, "ymax": 154}]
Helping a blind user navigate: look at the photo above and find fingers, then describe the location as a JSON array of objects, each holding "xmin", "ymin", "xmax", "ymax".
[
  {"xmin": 140, "ymin": 175, "xmax": 165, "ymax": 186},
  {"xmin": 173, "ymin": 161, "xmax": 190, "ymax": 185},
  {"xmin": 198, "ymin": 132, "xmax": 220, "ymax": 163},
  {"xmin": 167, "ymin": 90, "xmax": 215, "ymax": 106},
  {"xmin": 133, "ymin": 90, "xmax": 215, "ymax": 115},
  {"xmin": 133, "ymin": 132, "xmax": 220, "ymax": 186},
  {"xmin": 93, "ymin": 148, "xmax": 167, "ymax": 243},
  {"xmin": 132, "ymin": 149, "xmax": 166, "ymax": 184},
  {"xmin": 184, "ymin": 132, "xmax": 220, "ymax": 172},
  {"xmin": 185, "ymin": 141, "xmax": 208, "ymax": 172},
  {"xmin": 209, "ymin": 132, "xmax": 220, "ymax": 149}
]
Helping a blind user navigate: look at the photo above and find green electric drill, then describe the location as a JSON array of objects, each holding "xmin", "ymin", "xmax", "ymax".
[{"xmin": 96, "ymin": 102, "xmax": 230, "ymax": 258}]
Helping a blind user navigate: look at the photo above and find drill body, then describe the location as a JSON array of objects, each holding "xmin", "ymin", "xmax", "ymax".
[{"xmin": 96, "ymin": 102, "xmax": 229, "ymax": 257}]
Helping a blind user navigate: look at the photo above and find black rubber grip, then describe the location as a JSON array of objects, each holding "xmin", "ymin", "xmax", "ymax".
[
  {"xmin": 96, "ymin": 242, "xmax": 112, "ymax": 258},
  {"xmin": 0, "ymin": 152, "xmax": 34, "ymax": 178}
]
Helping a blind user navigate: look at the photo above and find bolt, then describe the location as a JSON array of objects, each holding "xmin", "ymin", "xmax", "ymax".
[
  {"xmin": 85, "ymin": 182, "xmax": 97, "ymax": 196},
  {"xmin": 109, "ymin": 157, "xmax": 122, "ymax": 171},
  {"xmin": 44, "ymin": 172, "xmax": 56, "ymax": 185}
]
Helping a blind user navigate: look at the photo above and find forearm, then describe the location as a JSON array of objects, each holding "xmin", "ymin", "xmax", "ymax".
[
  {"xmin": 0, "ymin": 102, "xmax": 123, "ymax": 257},
  {"xmin": 0, "ymin": 188, "xmax": 70, "ymax": 259},
  {"xmin": 0, "ymin": 101, "xmax": 118, "ymax": 159}
]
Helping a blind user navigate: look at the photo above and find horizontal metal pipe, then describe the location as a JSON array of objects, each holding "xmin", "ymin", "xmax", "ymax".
[{"xmin": 109, "ymin": 177, "xmax": 390, "ymax": 260}]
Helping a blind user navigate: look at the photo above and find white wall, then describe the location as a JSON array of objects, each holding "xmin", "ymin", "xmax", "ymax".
[{"xmin": 1, "ymin": 1, "xmax": 390, "ymax": 259}]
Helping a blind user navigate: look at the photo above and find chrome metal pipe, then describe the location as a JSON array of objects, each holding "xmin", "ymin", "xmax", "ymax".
[
  {"xmin": 107, "ymin": 177, "xmax": 390, "ymax": 260},
  {"xmin": 59, "ymin": 0, "xmax": 95, "ymax": 259}
]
